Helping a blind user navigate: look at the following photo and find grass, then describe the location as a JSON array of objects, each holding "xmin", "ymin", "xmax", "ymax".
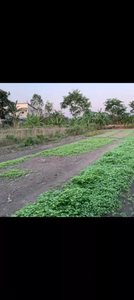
[
  {"xmin": 12, "ymin": 135, "xmax": 134, "ymax": 217},
  {"xmin": 0, "ymin": 138, "xmax": 115, "ymax": 169},
  {"xmin": 0, "ymin": 169, "xmax": 27, "ymax": 179}
]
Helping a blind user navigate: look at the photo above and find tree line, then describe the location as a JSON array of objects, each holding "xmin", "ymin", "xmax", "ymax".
[{"xmin": 1, "ymin": 88, "xmax": 134, "ymax": 128}]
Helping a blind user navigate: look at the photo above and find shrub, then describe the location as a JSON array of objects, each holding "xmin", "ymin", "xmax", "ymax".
[
  {"xmin": 5, "ymin": 134, "xmax": 20, "ymax": 144},
  {"xmin": 6, "ymin": 134, "xmax": 15, "ymax": 140},
  {"xmin": 65, "ymin": 125, "xmax": 85, "ymax": 136},
  {"xmin": 20, "ymin": 136, "xmax": 35, "ymax": 147},
  {"xmin": 23, "ymin": 114, "xmax": 44, "ymax": 128}
]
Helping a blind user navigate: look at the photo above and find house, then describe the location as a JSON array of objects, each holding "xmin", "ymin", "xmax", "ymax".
[
  {"xmin": 0, "ymin": 102, "xmax": 39, "ymax": 124},
  {"xmin": 16, "ymin": 102, "xmax": 39, "ymax": 119}
]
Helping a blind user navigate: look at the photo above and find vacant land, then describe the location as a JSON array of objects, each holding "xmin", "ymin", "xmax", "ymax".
[{"xmin": 1, "ymin": 129, "xmax": 134, "ymax": 217}]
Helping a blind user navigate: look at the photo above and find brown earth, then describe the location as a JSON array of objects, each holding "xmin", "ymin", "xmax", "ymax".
[{"xmin": 0, "ymin": 139, "xmax": 120, "ymax": 217}]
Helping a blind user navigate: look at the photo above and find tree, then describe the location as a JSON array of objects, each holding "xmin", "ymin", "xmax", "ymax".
[
  {"xmin": 30, "ymin": 94, "xmax": 44, "ymax": 116},
  {"xmin": 94, "ymin": 109, "xmax": 111, "ymax": 128},
  {"xmin": 60, "ymin": 89, "xmax": 91, "ymax": 118},
  {"xmin": 104, "ymin": 98, "xmax": 126, "ymax": 123},
  {"xmin": 44, "ymin": 101, "xmax": 53, "ymax": 117},
  {"xmin": 0, "ymin": 89, "xmax": 12, "ymax": 119},
  {"xmin": 129, "ymin": 101, "xmax": 134, "ymax": 114}
]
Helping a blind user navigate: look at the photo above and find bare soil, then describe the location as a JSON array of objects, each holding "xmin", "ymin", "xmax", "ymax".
[{"xmin": 0, "ymin": 140, "xmax": 120, "ymax": 216}]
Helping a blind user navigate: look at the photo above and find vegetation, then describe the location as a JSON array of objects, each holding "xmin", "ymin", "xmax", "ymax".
[
  {"xmin": 60, "ymin": 89, "xmax": 91, "ymax": 117},
  {"xmin": 30, "ymin": 94, "xmax": 44, "ymax": 116},
  {"xmin": 12, "ymin": 135, "xmax": 134, "ymax": 217},
  {"xmin": 35, "ymin": 138, "xmax": 115, "ymax": 157},
  {"xmin": 0, "ymin": 157, "xmax": 31, "ymax": 169},
  {"xmin": 129, "ymin": 101, "xmax": 134, "ymax": 114},
  {"xmin": 0, "ymin": 137, "xmax": 114, "ymax": 169},
  {"xmin": 0, "ymin": 169, "xmax": 27, "ymax": 179},
  {"xmin": 23, "ymin": 114, "xmax": 44, "ymax": 128},
  {"xmin": 104, "ymin": 98, "xmax": 127, "ymax": 123},
  {"xmin": 44, "ymin": 101, "xmax": 53, "ymax": 117},
  {"xmin": 1, "ymin": 88, "xmax": 134, "ymax": 138}
]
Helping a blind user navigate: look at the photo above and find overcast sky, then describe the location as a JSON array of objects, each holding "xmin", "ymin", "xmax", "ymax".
[{"xmin": 0, "ymin": 83, "xmax": 134, "ymax": 117}]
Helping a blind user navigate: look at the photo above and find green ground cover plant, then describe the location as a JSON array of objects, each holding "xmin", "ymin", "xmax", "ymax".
[
  {"xmin": 12, "ymin": 136, "xmax": 134, "ymax": 217},
  {"xmin": 34, "ymin": 138, "xmax": 115, "ymax": 157},
  {"xmin": 0, "ymin": 169, "xmax": 27, "ymax": 179}
]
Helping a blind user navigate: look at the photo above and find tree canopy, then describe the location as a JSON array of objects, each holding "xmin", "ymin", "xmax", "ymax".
[
  {"xmin": 44, "ymin": 101, "xmax": 53, "ymax": 117},
  {"xmin": 129, "ymin": 101, "xmax": 134, "ymax": 114},
  {"xmin": 30, "ymin": 94, "xmax": 44, "ymax": 116},
  {"xmin": 0, "ymin": 89, "xmax": 13, "ymax": 119},
  {"xmin": 104, "ymin": 98, "xmax": 126, "ymax": 122},
  {"xmin": 60, "ymin": 89, "xmax": 91, "ymax": 117}
]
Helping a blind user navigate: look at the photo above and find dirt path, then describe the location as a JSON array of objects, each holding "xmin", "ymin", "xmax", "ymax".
[
  {"xmin": 0, "ymin": 135, "xmax": 86, "ymax": 163},
  {"xmin": 0, "ymin": 140, "xmax": 120, "ymax": 216}
]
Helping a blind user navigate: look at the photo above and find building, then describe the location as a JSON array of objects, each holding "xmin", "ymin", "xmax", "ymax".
[
  {"xmin": 16, "ymin": 102, "xmax": 39, "ymax": 119},
  {"xmin": 0, "ymin": 102, "xmax": 39, "ymax": 124}
]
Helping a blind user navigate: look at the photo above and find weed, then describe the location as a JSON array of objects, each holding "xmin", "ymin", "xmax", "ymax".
[{"xmin": 120, "ymin": 212, "xmax": 126, "ymax": 217}]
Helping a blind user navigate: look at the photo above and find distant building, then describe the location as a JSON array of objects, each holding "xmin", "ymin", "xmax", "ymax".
[
  {"xmin": 0, "ymin": 102, "xmax": 39, "ymax": 124},
  {"xmin": 16, "ymin": 102, "xmax": 39, "ymax": 119}
]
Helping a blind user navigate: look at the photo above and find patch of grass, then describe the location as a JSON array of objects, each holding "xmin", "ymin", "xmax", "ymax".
[
  {"xmin": 12, "ymin": 135, "xmax": 134, "ymax": 217},
  {"xmin": 0, "ymin": 169, "xmax": 27, "ymax": 179}
]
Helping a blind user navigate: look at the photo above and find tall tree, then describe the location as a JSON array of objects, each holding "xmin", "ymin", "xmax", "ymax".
[
  {"xmin": 60, "ymin": 89, "xmax": 91, "ymax": 118},
  {"xmin": 129, "ymin": 101, "xmax": 134, "ymax": 114},
  {"xmin": 0, "ymin": 89, "xmax": 11, "ymax": 119},
  {"xmin": 30, "ymin": 94, "xmax": 44, "ymax": 116},
  {"xmin": 104, "ymin": 98, "xmax": 126, "ymax": 123},
  {"xmin": 44, "ymin": 101, "xmax": 53, "ymax": 117}
]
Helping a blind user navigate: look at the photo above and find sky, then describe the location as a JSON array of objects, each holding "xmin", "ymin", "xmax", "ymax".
[{"xmin": 0, "ymin": 83, "xmax": 134, "ymax": 117}]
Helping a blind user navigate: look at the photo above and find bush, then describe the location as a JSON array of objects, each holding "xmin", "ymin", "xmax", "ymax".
[
  {"xmin": 65, "ymin": 125, "xmax": 85, "ymax": 136},
  {"xmin": 5, "ymin": 134, "xmax": 20, "ymax": 143},
  {"xmin": 54, "ymin": 130, "xmax": 65, "ymax": 139},
  {"xmin": 23, "ymin": 114, "xmax": 44, "ymax": 128},
  {"xmin": 20, "ymin": 136, "xmax": 35, "ymax": 147}
]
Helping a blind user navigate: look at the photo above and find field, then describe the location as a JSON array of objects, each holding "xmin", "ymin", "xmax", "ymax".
[{"xmin": 1, "ymin": 129, "xmax": 134, "ymax": 217}]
